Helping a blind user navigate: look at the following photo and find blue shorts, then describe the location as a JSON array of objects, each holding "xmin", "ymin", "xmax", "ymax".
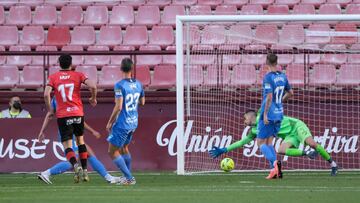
[
  {"xmin": 107, "ymin": 128, "xmax": 135, "ymax": 148},
  {"xmin": 257, "ymin": 120, "xmax": 281, "ymax": 139}
]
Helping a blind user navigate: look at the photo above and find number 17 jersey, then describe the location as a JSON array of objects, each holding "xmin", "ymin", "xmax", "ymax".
[{"xmin": 113, "ymin": 78, "xmax": 144, "ymax": 130}]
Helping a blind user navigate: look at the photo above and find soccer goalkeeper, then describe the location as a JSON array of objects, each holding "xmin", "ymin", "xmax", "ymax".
[{"xmin": 209, "ymin": 110, "xmax": 338, "ymax": 176}]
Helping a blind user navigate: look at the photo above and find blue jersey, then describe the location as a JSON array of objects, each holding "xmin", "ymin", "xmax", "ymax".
[
  {"xmin": 113, "ymin": 78, "xmax": 144, "ymax": 130},
  {"xmin": 260, "ymin": 71, "xmax": 291, "ymax": 121}
]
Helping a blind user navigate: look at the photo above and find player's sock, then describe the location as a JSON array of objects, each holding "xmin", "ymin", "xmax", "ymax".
[
  {"xmin": 122, "ymin": 153, "xmax": 132, "ymax": 172},
  {"xmin": 285, "ymin": 148, "xmax": 305, "ymax": 156},
  {"xmin": 267, "ymin": 145, "xmax": 276, "ymax": 169},
  {"xmin": 260, "ymin": 144, "xmax": 276, "ymax": 169},
  {"xmin": 315, "ymin": 144, "xmax": 332, "ymax": 162},
  {"xmin": 49, "ymin": 161, "xmax": 72, "ymax": 175},
  {"xmin": 113, "ymin": 156, "xmax": 133, "ymax": 180},
  {"xmin": 65, "ymin": 148, "xmax": 77, "ymax": 166},
  {"xmin": 78, "ymin": 144, "xmax": 88, "ymax": 170},
  {"xmin": 88, "ymin": 155, "xmax": 109, "ymax": 179}
]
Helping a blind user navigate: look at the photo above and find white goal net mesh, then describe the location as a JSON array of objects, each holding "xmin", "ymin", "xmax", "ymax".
[{"xmin": 180, "ymin": 19, "xmax": 360, "ymax": 174}]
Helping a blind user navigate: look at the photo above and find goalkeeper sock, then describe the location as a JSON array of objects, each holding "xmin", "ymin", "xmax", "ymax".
[
  {"xmin": 122, "ymin": 153, "xmax": 132, "ymax": 172},
  {"xmin": 315, "ymin": 144, "xmax": 331, "ymax": 161},
  {"xmin": 260, "ymin": 144, "xmax": 276, "ymax": 169},
  {"xmin": 285, "ymin": 148, "xmax": 305, "ymax": 156},
  {"xmin": 88, "ymin": 155, "xmax": 108, "ymax": 179},
  {"xmin": 49, "ymin": 161, "xmax": 72, "ymax": 175},
  {"xmin": 113, "ymin": 156, "xmax": 133, "ymax": 180}
]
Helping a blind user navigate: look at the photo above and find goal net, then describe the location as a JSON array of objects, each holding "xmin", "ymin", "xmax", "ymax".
[{"xmin": 176, "ymin": 15, "xmax": 360, "ymax": 175}]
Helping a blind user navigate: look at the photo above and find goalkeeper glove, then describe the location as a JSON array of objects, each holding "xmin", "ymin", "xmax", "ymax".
[{"xmin": 209, "ymin": 146, "xmax": 227, "ymax": 159}]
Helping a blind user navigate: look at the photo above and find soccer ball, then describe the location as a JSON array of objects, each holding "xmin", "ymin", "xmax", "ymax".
[{"xmin": 220, "ymin": 158, "xmax": 235, "ymax": 172}]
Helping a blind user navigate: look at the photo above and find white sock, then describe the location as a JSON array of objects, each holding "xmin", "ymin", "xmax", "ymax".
[
  {"xmin": 331, "ymin": 161, "xmax": 337, "ymax": 167},
  {"xmin": 43, "ymin": 169, "xmax": 51, "ymax": 177},
  {"xmin": 104, "ymin": 174, "xmax": 113, "ymax": 182}
]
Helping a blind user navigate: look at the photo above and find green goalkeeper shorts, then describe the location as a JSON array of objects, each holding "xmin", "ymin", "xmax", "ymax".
[{"xmin": 283, "ymin": 121, "xmax": 312, "ymax": 148}]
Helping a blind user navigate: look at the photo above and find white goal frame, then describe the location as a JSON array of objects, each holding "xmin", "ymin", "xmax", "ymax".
[{"xmin": 175, "ymin": 14, "xmax": 360, "ymax": 175}]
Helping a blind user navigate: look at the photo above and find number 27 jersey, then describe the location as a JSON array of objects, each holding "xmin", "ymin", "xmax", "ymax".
[
  {"xmin": 47, "ymin": 70, "xmax": 87, "ymax": 118},
  {"xmin": 113, "ymin": 78, "xmax": 144, "ymax": 130}
]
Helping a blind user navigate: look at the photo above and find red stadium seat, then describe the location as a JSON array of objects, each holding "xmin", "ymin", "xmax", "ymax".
[
  {"xmin": 321, "ymin": 44, "xmax": 347, "ymax": 64},
  {"xmin": 98, "ymin": 66, "xmax": 123, "ymax": 89},
  {"xmin": 190, "ymin": 45, "xmax": 215, "ymax": 65},
  {"xmin": 111, "ymin": 45, "xmax": 135, "ymax": 65},
  {"xmin": 149, "ymin": 26, "xmax": 174, "ymax": 48},
  {"xmin": 98, "ymin": 26, "xmax": 122, "ymax": 46},
  {"xmin": 227, "ymin": 25, "xmax": 253, "ymax": 46},
  {"xmin": 137, "ymin": 45, "xmax": 162, "ymax": 66},
  {"xmin": 7, "ymin": 5, "xmax": 32, "ymax": 27},
  {"xmin": 59, "ymin": 5, "xmax": 83, "ymax": 27},
  {"xmin": 347, "ymin": 44, "xmax": 360, "ymax": 63},
  {"xmin": 161, "ymin": 5, "xmax": 185, "ymax": 27},
  {"xmin": 274, "ymin": 0, "xmax": 300, "ymax": 7},
  {"xmin": 48, "ymin": 65, "xmax": 60, "ymax": 75},
  {"xmin": 94, "ymin": 1, "xmax": 118, "ymax": 8},
  {"xmin": 270, "ymin": 45, "xmax": 294, "ymax": 65},
  {"xmin": 231, "ymin": 65, "xmax": 257, "ymax": 87},
  {"xmin": 183, "ymin": 66, "xmax": 204, "ymax": 87},
  {"xmin": 19, "ymin": 0, "xmax": 44, "ymax": 7},
  {"xmin": 241, "ymin": 4, "xmax": 263, "ymax": 15},
  {"xmin": 204, "ymin": 66, "xmax": 231, "ymax": 86},
  {"xmin": 300, "ymin": 0, "xmax": 325, "ymax": 7},
  {"xmin": 109, "ymin": 5, "xmax": 134, "ymax": 28},
  {"xmin": 135, "ymin": 66, "xmax": 151, "ymax": 87},
  {"xmin": 147, "ymin": 0, "xmax": 171, "ymax": 8},
  {"xmin": 242, "ymin": 45, "xmax": 267, "ymax": 65},
  {"xmin": 33, "ymin": 5, "xmax": 57, "ymax": 26},
  {"xmin": 309, "ymin": 64, "xmax": 336, "ymax": 86},
  {"xmin": 0, "ymin": 26, "xmax": 18, "ymax": 46},
  {"xmin": 71, "ymin": 26, "xmax": 96, "ymax": 46},
  {"xmin": 327, "ymin": 0, "xmax": 351, "ymax": 7},
  {"xmin": 18, "ymin": 66, "xmax": 44, "ymax": 89},
  {"xmin": 215, "ymin": 5, "xmax": 237, "ymax": 15},
  {"xmin": 46, "ymin": 26, "xmax": 71, "ymax": 46},
  {"xmin": 249, "ymin": 0, "xmax": 274, "ymax": 8},
  {"xmin": 190, "ymin": 5, "xmax": 212, "ymax": 15},
  {"xmin": 0, "ymin": 6, "xmax": 5, "ymax": 25},
  {"xmin": 151, "ymin": 65, "xmax": 176, "ymax": 89},
  {"xmin": 223, "ymin": 0, "xmax": 248, "ymax": 8},
  {"xmin": 337, "ymin": 64, "xmax": 360, "ymax": 86},
  {"xmin": 123, "ymin": 26, "xmax": 148, "ymax": 47},
  {"xmin": 68, "ymin": 1, "xmax": 93, "ymax": 8},
  {"xmin": 279, "ymin": 24, "xmax": 305, "ymax": 45},
  {"xmin": 21, "ymin": 26, "xmax": 45, "ymax": 47},
  {"xmin": 202, "ymin": 25, "xmax": 226, "ymax": 45},
  {"xmin": 185, "ymin": 25, "xmax": 201, "ymax": 45},
  {"xmin": 46, "ymin": 0, "xmax": 67, "ymax": 8},
  {"xmin": 0, "ymin": 46, "xmax": 5, "ymax": 64},
  {"xmin": 84, "ymin": 45, "xmax": 110, "ymax": 66},
  {"xmin": 32, "ymin": 46, "xmax": 58, "ymax": 65},
  {"xmin": 292, "ymin": 4, "xmax": 315, "ymax": 25},
  {"xmin": 218, "ymin": 45, "xmax": 241, "ymax": 65},
  {"xmin": 61, "ymin": 45, "xmax": 84, "ymax": 65},
  {"xmin": 0, "ymin": 0, "xmax": 17, "ymax": 9},
  {"xmin": 294, "ymin": 44, "xmax": 321, "ymax": 64},
  {"xmin": 173, "ymin": 0, "xmax": 197, "ymax": 6},
  {"xmin": 285, "ymin": 64, "xmax": 305, "ymax": 87},
  {"xmin": 345, "ymin": 4, "xmax": 360, "ymax": 25},
  {"xmin": 76, "ymin": 65, "xmax": 98, "ymax": 84},
  {"xmin": 198, "ymin": 0, "xmax": 223, "ymax": 8},
  {"xmin": 84, "ymin": 6, "xmax": 109, "ymax": 27},
  {"xmin": 7, "ymin": 46, "xmax": 31, "ymax": 66},
  {"xmin": 332, "ymin": 23, "xmax": 358, "ymax": 44},
  {"xmin": 0, "ymin": 65, "xmax": 19, "ymax": 89},
  {"xmin": 319, "ymin": 4, "xmax": 341, "ymax": 25},
  {"xmin": 122, "ymin": 0, "xmax": 145, "ymax": 8},
  {"xmin": 306, "ymin": 24, "xmax": 331, "ymax": 44},
  {"xmin": 135, "ymin": 6, "xmax": 160, "ymax": 28},
  {"xmin": 254, "ymin": 24, "xmax": 278, "ymax": 44},
  {"xmin": 162, "ymin": 46, "xmax": 176, "ymax": 65},
  {"xmin": 267, "ymin": 5, "xmax": 289, "ymax": 15}
]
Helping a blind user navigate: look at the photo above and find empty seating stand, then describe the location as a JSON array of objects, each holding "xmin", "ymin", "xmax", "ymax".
[
  {"xmin": 18, "ymin": 66, "xmax": 44, "ymax": 89},
  {"xmin": 59, "ymin": 5, "xmax": 83, "ymax": 27},
  {"xmin": 71, "ymin": 26, "xmax": 96, "ymax": 46},
  {"xmin": 309, "ymin": 64, "xmax": 337, "ymax": 87},
  {"xmin": 33, "ymin": 5, "xmax": 57, "ymax": 27},
  {"xmin": 135, "ymin": 66, "xmax": 151, "ymax": 87},
  {"xmin": 0, "ymin": 65, "xmax": 19, "ymax": 89},
  {"xmin": 337, "ymin": 64, "xmax": 360, "ymax": 86},
  {"xmin": 21, "ymin": 26, "xmax": 45, "ymax": 47},
  {"xmin": 98, "ymin": 26, "xmax": 122, "ymax": 47},
  {"xmin": 135, "ymin": 6, "xmax": 160, "ymax": 28},
  {"xmin": 98, "ymin": 66, "xmax": 123, "ymax": 89},
  {"xmin": 231, "ymin": 65, "xmax": 257, "ymax": 87},
  {"xmin": 7, "ymin": 5, "xmax": 32, "ymax": 27},
  {"xmin": 109, "ymin": 5, "xmax": 134, "ymax": 28},
  {"xmin": 0, "ymin": 26, "xmax": 18, "ymax": 47},
  {"xmin": 285, "ymin": 64, "xmax": 305, "ymax": 87},
  {"xmin": 151, "ymin": 65, "xmax": 176, "ymax": 90}
]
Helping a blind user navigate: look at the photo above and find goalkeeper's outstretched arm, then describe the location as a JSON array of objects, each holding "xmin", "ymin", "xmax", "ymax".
[{"xmin": 209, "ymin": 133, "xmax": 256, "ymax": 158}]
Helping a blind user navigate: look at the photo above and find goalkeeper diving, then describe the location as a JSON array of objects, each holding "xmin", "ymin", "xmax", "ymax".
[{"xmin": 209, "ymin": 110, "xmax": 338, "ymax": 176}]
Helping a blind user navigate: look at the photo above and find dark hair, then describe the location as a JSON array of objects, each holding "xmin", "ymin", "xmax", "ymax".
[
  {"xmin": 266, "ymin": 53, "xmax": 277, "ymax": 66},
  {"xmin": 244, "ymin": 109, "xmax": 256, "ymax": 115},
  {"xmin": 59, "ymin": 54, "xmax": 72, "ymax": 69},
  {"xmin": 121, "ymin": 58, "xmax": 133, "ymax": 73}
]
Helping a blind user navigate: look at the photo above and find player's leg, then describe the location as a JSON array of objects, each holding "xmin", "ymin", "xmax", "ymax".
[
  {"xmin": 120, "ymin": 145, "xmax": 131, "ymax": 172},
  {"xmin": 38, "ymin": 161, "xmax": 72, "ymax": 184},
  {"xmin": 74, "ymin": 116, "xmax": 89, "ymax": 181},
  {"xmin": 108, "ymin": 143, "xmax": 133, "ymax": 182}
]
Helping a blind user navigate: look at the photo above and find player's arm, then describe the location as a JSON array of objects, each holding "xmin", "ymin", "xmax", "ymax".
[
  {"xmin": 84, "ymin": 121, "xmax": 102, "ymax": 139},
  {"xmin": 282, "ymin": 78, "xmax": 294, "ymax": 103},
  {"xmin": 44, "ymin": 85, "xmax": 53, "ymax": 113},
  {"xmin": 106, "ymin": 97, "xmax": 123, "ymax": 132},
  {"xmin": 263, "ymin": 92, "xmax": 272, "ymax": 125},
  {"xmin": 83, "ymin": 79, "xmax": 97, "ymax": 107},
  {"xmin": 38, "ymin": 110, "xmax": 54, "ymax": 142}
]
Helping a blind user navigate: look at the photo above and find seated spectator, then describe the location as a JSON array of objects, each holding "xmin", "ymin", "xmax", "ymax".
[{"xmin": 0, "ymin": 96, "xmax": 31, "ymax": 118}]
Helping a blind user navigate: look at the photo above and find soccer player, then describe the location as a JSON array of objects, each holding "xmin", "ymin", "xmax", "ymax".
[
  {"xmin": 37, "ymin": 98, "xmax": 122, "ymax": 184},
  {"xmin": 106, "ymin": 58, "xmax": 145, "ymax": 185},
  {"xmin": 209, "ymin": 110, "xmax": 338, "ymax": 176},
  {"xmin": 44, "ymin": 54, "xmax": 97, "ymax": 183}
]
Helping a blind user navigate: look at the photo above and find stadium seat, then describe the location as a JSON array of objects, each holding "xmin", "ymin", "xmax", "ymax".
[
  {"xmin": 332, "ymin": 23, "xmax": 358, "ymax": 44},
  {"xmin": 231, "ymin": 65, "xmax": 257, "ymax": 87},
  {"xmin": 327, "ymin": 0, "xmax": 351, "ymax": 7},
  {"xmin": 185, "ymin": 25, "xmax": 201, "ymax": 45},
  {"xmin": 337, "ymin": 64, "xmax": 360, "ymax": 86},
  {"xmin": 0, "ymin": 0, "xmax": 17, "ymax": 9},
  {"xmin": 84, "ymin": 6, "xmax": 109, "ymax": 27},
  {"xmin": 319, "ymin": 4, "xmax": 342, "ymax": 25},
  {"xmin": 98, "ymin": 66, "xmax": 123, "ymax": 89},
  {"xmin": 279, "ymin": 24, "xmax": 305, "ymax": 45},
  {"xmin": 321, "ymin": 44, "xmax": 347, "ymax": 64},
  {"xmin": 122, "ymin": 0, "xmax": 145, "ymax": 8},
  {"xmin": 135, "ymin": 66, "xmax": 151, "ymax": 87},
  {"xmin": 123, "ymin": 26, "xmax": 148, "ymax": 47},
  {"xmin": 215, "ymin": 5, "xmax": 237, "ymax": 15},
  {"xmin": 46, "ymin": 26, "xmax": 71, "ymax": 46},
  {"xmin": 109, "ymin": 5, "xmax": 134, "ymax": 28},
  {"xmin": 149, "ymin": 26, "xmax": 174, "ymax": 48},
  {"xmin": 190, "ymin": 5, "xmax": 212, "ymax": 15},
  {"xmin": 135, "ymin": 6, "xmax": 160, "ymax": 28},
  {"xmin": 68, "ymin": 1, "xmax": 92, "ymax": 8},
  {"xmin": 198, "ymin": 0, "xmax": 223, "ymax": 8},
  {"xmin": 183, "ymin": 66, "xmax": 204, "ymax": 87},
  {"xmin": 242, "ymin": 45, "xmax": 267, "ymax": 65},
  {"xmin": 20, "ymin": 0, "xmax": 45, "ymax": 7},
  {"xmin": 7, "ymin": 46, "xmax": 31, "ymax": 66},
  {"xmin": 347, "ymin": 44, "xmax": 360, "ymax": 63},
  {"xmin": 306, "ymin": 24, "xmax": 331, "ymax": 44},
  {"xmin": 309, "ymin": 64, "xmax": 336, "ymax": 86},
  {"xmin": 48, "ymin": 65, "xmax": 60, "ymax": 75},
  {"xmin": 46, "ymin": 0, "xmax": 67, "ymax": 8},
  {"xmin": 218, "ymin": 45, "xmax": 241, "ymax": 65},
  {"xmin": 33, "ymin": 5, "xmax": 57, "ymax": 26},
  {"xmin": 0, "ymin": 26, "xmax": 18, "ymax": 46},
  {"xmin": 61, "ymin": 45, "xmax": 84, "ymax": 65},
  {"xmin": 300, "ymin": 0, "xmax": 326, "ymax": 7},
  {"xmin": 241, "ymin": 4, "xmax": 263, "ymax": 15},
  {"xmin": 294, "ymin": 44, "xmax": 321, "ymax": 64},
  {"xmin": 21, "ymin": 26, "xmax": 45, "ymax": 47},
  {"xmin": 32, "ymin": 46, "xmax": 58, "ymax": 65},
  {"xmin": 151, "ymin": 65, "xmax": 176, "ymax": 89},
  {"xmin": 274, "ymin": 0, "xmax": 300, "ymax": 7},
  {"xmin": 146, "ymin": 0, "xmax": 171, "ymax": 8},
  {"xmin": 137, "ymin": 45, "xmax": 162, "ymax": 66},
  {"xmin": 71, "ymin": 26, "xmax": 96, "ymax": 46},
  {"xmin": 0, "ymin": 46, "xmax": 5, "ymax": 64},
  {"xmin": 0, "ymin": 65, "xmax": 19, "ymax": 89},
  {"xmin": 98, "ymin": 26, "xmax": 122, "ymax": 46},
  {"xmin": 223, "ymin": 0, "xmax": 248, "ymax": 8},
  {"xmin": 249, "ymin": 0, "xmax": 274, "ymax": 8},
  {"xmin": 267, "ymin": 5, "xmax": 289, "ymax": 15},
  {"xmin": 84, "ymin": 45, "xmax": 110, "ymax": 66},
  {"xmin": 94, "ymin": 1, "xmax": 118, "ymax": 8},
  {"xmin": 270, "ymin": 45, "xmax": 294, "ymax": 65},
  {"xmin": 162, "ymin": 46, "xmax": 176, "ymax": 65},
  {"xmin": 254, "ymin": 24, "xmax": 278, "ymax": 44},
  {"xmin": 285, "ymin": 64, "xmax": 305, "ymax": 87},
  {"xmin": 59, "ymin": 5, "xmax": 83, "ymax": 27},
  {"xmin": 201, "ymin": 25, "xmax": 226, "ymax": 45},
  {"xmin": 75, "ymin": 65, "xmax": 98, "ymax": 84},
  {"xmin": 191, "ymin": 45, "xmax": 215, "ymax": 65},
  {"xmin": 345, "ymin": 4, "xmax": 360, "ymax": 25},
  {"xmin": 204, "ymin": 66, "xmax": 231, "ymax": 87},
  {"xmin": 0, "ymin": 6, "xmax": 5, "ymax": 25},
  {"xmin": 18, "ymin": 66, "xmax": 44, "ymax": 89},
  {"xmin": 292, "ymin": 4, "xmax": 315, "ymax": 25},
  {"xmin": 161, "ymin": 5, "xmax": 185, "ymax": 27},
  {"xmin": 172, "ymin": 0, "xmax": 197, "ymax": 6},
  {"xmin": 227, "ymin": 25, "xmax": 253, "ymax": 46},
  {"xmin": 7, "ymin": 5, "xmax": 32, "ymax": 27},
  {"xmin": 111, "ymin": 45, "xmax": 135, "ymax": 65}
]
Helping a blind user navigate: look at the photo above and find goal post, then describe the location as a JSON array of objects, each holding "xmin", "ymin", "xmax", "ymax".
[{"xmin": 176, "ymin": 15, "xmax": 360, "ymax": 175}]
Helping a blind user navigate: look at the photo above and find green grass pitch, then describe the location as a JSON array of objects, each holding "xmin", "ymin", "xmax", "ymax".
[{"xmin": 1, "ymin": 172, "xmax": 360, "ymax": 203}]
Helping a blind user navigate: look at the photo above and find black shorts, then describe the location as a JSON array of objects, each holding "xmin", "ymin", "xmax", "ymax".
[{"xmin": 57, "ymin": 116, "xmax": 84, "ymax": 142}]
